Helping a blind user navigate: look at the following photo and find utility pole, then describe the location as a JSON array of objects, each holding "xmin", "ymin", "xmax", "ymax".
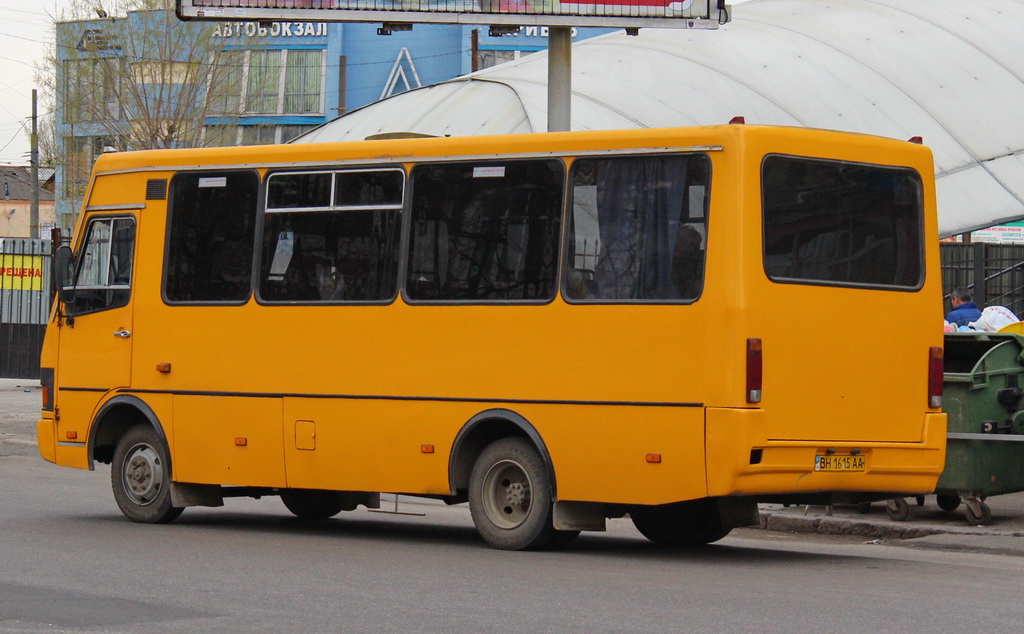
[
  {"xmin": 30, "ymin": 89, "xmax": 40, "ymax": 239},
  {"xmin": 546, "ymin": 27, "xmax": 572, "ymax": 133}
]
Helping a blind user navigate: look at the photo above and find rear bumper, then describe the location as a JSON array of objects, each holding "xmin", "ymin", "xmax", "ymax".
[
  {"xmin": 706, "ymin": 408, "xmax": 947, "ymax": 498},
  {"xmin": 36, "ymin": 418, "xmax": 56, "ymax": 464}
]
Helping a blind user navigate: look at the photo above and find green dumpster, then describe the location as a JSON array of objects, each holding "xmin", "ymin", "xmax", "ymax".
[{"xmin": 936, "ymin": 332, "xmax": 1024, "ymax": 523}]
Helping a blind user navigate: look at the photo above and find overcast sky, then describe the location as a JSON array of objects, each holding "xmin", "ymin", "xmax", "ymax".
[{"xmin": 0, "ymin": 3, "xmax": 68, "ymax": 166}]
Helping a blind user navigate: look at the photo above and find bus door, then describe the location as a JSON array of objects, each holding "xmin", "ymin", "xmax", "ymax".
[{"xmin": 56, "ymin": 214, "xmax": 138, "ymax": 445}]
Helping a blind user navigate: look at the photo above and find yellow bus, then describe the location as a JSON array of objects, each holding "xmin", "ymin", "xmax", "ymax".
[{"xmin": 38, "ymin": 124, "xmax": 947, "ymax": 550}]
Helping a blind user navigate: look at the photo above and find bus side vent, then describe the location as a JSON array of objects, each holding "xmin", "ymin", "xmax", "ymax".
[{"xmin": 146, "ymin": 179, "xmax": 168, "ymax": 200}]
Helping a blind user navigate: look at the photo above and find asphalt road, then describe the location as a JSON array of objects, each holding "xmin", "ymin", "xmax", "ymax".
[{"xmin": 2, "ymin": 455, "xmax": 1024, "ymax": 633}]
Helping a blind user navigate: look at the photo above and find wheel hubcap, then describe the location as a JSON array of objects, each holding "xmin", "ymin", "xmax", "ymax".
[
  {"xmin": 481, "ymin": 459, "xmax": 533, "ymax": 530},
  {"xmin": 122, "ymin": 443, "xmax": 164, "ymax": 506}
]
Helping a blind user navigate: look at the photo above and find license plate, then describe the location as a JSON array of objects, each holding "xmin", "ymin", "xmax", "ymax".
[{"xmin": 814, "ymin": 454, "xmax": 865, "ymax": 472}]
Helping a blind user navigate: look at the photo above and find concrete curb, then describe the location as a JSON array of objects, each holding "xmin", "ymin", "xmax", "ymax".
[{"xmin": 759, "ymin": 510, "xmax": 1024, "ymax": 540}]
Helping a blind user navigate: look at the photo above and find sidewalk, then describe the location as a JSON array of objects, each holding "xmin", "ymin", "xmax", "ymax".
[
  {"xmin": 0, "ymin": 378, "xmax": 41, "ymax": 458},
  {"xmin": 3, "ymin": 377, "xmax": 1023, "ymax": 552}
]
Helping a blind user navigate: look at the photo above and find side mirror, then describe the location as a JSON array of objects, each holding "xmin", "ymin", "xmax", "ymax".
[{"xmin": 54, "ymin": 245, "xmax": 77, "ymax": 305}]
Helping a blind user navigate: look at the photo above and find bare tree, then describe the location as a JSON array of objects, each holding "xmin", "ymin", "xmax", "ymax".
[
  {"xmin": 37, "ymin": 0, "xmax": 244, "ymax": 230},
  {"xmin": 55, "ymin": 0, "xmax": 242, "ymax": 150}
]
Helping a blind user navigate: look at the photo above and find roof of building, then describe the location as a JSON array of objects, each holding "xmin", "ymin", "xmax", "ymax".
[
  {"xmin": 297, "ymin": 0, "xmax": 1024, "ymax": 237},
  {"xmin": 0, "ymin": 166, "xmax": 54, "ymax": 202}
]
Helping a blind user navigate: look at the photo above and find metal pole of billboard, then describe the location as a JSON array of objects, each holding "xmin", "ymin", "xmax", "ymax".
[{"xmin": 547, "ymin": 26, "xmax": 572, "ymax": 133}]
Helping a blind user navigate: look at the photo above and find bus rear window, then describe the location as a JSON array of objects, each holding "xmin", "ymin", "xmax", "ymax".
[{"xmin": 762, "ymin": 155, "xmax": 924, "ymax": 289}]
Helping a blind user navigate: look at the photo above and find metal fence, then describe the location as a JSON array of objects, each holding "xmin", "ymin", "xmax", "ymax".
[
  {"xmin": 940, "ymin": 242, "xmax": 1024, "ymax": 317},
  {"xmin": 0, "ymin": 238, "xmax": 53, "ymax": 379}
]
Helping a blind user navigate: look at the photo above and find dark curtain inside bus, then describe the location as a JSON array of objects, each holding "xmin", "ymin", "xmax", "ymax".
[
  {"xmin": 406, "ymin": 160, "xmax": 563, "ymax": 301},
  {"xmin": 164, "ymin": 172, "xmax": 258, "ymax": 303},
  {"xmin": 761, "ymin": 156, "xmax": 923, "ymax": 289},
  {"xmin": 565, "ymin": 154, "xmax": 710, "ymax": 302}
]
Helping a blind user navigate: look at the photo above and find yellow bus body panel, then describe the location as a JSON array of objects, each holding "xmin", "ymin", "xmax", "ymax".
[{"xmin": 41, "ymin": 125, "xmax": 945, "ymax": 505}]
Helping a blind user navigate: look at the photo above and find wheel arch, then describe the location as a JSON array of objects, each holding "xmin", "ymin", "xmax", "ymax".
[
  {"xmin": 448, "ymin": 408, "xmax": 557, "ymax": 498},
  {"xmin": 88, "ymin": 395, "xmax": 169, "ymax": 470}
]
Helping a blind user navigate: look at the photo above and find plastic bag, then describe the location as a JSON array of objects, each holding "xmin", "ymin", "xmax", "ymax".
[{"xmin": 968, "ymin": 306, "xmax": 1020, "ymax": 332}]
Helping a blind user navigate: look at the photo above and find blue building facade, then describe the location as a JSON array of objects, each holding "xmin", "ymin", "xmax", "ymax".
[{"xmin": 54, "ymin": 10, "xmax": 612, "ymax": 231}]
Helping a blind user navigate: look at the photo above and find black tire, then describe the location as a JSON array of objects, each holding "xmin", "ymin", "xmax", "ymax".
[
  {"xmin": 965, "ymin": 501, "xmax": 992, "ymax": 525},
  {"xmin": 111, "ymin": 424, "xmax": 183, "ymax": 524},
  {"xmin": 281, "ymin": 490, "xmax": 347, "ymax": 520},
  {"xmin": 630, "ymin": 500, "xmax": 731, "ymax": 546},
  {"xmin": 936, "ymin": 494, "xmax": 961, "ymax": 512},
  {"xmin": 886, "ymin": 497, "xmax": 910, "ymax": 522},
  {"xmin": 468, "ymin": 437, "xmax": 558, "ymax": 551}
]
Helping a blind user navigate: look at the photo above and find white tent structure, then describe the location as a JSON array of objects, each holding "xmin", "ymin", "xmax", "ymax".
[{"xmin": 297, "ymin": 0, "xmax": 1024, "ymax": 238}]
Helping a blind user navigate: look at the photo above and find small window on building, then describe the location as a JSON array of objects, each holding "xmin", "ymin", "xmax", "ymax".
[
  {"xmin": 66, "ymin": 216, "xmax": 135, "ymax": 316},
  {"xmin": 208, "ymin": 49, "xmax": 325, "ymax": 117},
  {"xmin": 762, "ymin": 155, "xmax": 924, "ymax": 289},
  {"xmin": 406, "ymin": 160, "xmax": 563, "ymax": 302},
  {"xmin": 241, "ymin": 125, "xmax": 278, "ymax": 146},
  {"xmin": 203, "ymin": 125, "xmax": 239, "ymax": 147},
  {"xmin": 258, "ymin": 168, "xmax": 404, "ymax": 303},
  {"xmin": 564, "ymin": 154, "xmax": 711, "ymax": 302},
  {"xmin": 164, "ymin": 171, "xmax": 259, "ymax": 303}
]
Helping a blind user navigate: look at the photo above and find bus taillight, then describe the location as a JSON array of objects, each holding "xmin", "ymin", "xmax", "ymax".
[
  {"xmin": 41, "ymin": 367, "xmax": 54, "ymax": 412},
  {"xmin": 929, "ymin": 346, "xmax": 944, "ymax": 409},
  {"xmin": 747, "ymin": 338, "xmax": 763, "ymax": 403}
]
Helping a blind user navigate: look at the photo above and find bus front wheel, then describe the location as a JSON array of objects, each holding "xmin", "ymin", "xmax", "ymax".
[
  {"xmin": 630, "ymin": 500, "xmax": 731, "ymax": 546},
  {"xmin": 468, "ymin": 437, "xmax": 563, "ymax": 551},
  {"xmin": 111, "ymin": 424, "xmax": 183, "ymax": 524}
]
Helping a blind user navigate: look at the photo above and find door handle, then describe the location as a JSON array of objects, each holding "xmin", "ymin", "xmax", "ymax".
[{"xmin": 113, "ymin": 329, "xmax": 132, "ymax": 338}]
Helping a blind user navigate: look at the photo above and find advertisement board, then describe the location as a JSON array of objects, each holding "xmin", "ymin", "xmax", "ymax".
[{"xmin": 177, "ymin": 0, "xmax": 726, "ymax": 29}]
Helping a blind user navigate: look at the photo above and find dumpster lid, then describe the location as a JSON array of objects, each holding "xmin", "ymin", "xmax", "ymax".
[{"xmin": 944, "ymin": 332, "xmax": 1024, "ymax": 374}]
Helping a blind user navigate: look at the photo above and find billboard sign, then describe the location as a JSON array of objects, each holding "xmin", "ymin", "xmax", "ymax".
[{"xmin": 177, "ymin": 0, "xmax": 727, "ymax": 29}]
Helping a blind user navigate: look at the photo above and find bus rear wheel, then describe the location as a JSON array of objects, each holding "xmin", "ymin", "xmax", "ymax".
[
  {"xmin": 280, "ymin": 490, "xmax": 347, "ymax": 520},
  {"xmin": 630, "ymin": 500, "xmax": 731, "ymax": 546},
  {"xmin": 111, "ymin": 424, "xmax": 183, "ymax": 524},
  {"xmin": 468, "ymin": 437, "xmax": 561, "ymax": 551}
]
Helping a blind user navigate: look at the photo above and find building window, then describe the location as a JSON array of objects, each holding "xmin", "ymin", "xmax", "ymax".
[
  {"xmin": 241, "ymin": 125, "xmax": 278, "ymax": 146},
  {"xmin": 63, "ymin": 58, "xmax": 122, "ymax": 123},
  {"xmin": 207, "ymin": 49, "xmax": 325, "ymax": 116},
  {"xmin": 203, "ymin": 125, "xmax": 239, "ymax": 147},
  {"xmin": 284, "ymin": 50, "xmax": 322, "ymax": 114},
  {"xmin": 206, "ymin": 50, "xmax": 245, "ymax": 115},
  {"xmin": 204, "ymin": 125, "xmax": 316, "ymax": 146}
]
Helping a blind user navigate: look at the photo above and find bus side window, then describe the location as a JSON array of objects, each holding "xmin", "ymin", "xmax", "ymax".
[
  {"xmin": 565, "ymin": 154, "xmax": 710, "ymax": 302},
  {"xmin": 164, "ymin": 171, "xmax": 259, "ymax": 304},
  {"xmin": 406, "ymin": 160, "xmax": 563, "ymax": 302},
  {"xmin": 258, "ymin": 169, "xmax": 403, "ymax": 303},
  {"xmin": 66, "ymin": 216, "xmax": 135, "ymax": 316}
]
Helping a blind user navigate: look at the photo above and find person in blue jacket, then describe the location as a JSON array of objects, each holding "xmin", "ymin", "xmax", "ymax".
[{"xmin": 946, "ymin": 287, "xmax": 982, "ymax": 327}]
